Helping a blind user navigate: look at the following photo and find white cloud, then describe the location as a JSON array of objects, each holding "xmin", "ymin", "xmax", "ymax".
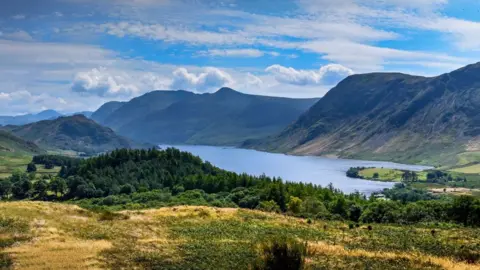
[
  {"xmin": 0, "ymin": 90, "xmax": 74, "ymax": 115},
  {"xmin": 246, "ymin": 73, "xmax": 263, "ymax": 86},
  {"xmin": 71, "ymin": 68, "xmax": 140, "ymax": 97},
  {"xmin": 299, "ymin": 39, "xmax": 469, "ymax": 72},
  {"xmin": 101, "ymin": 22, "xmax": 255, "ymax": 45},
  {"xmin": 200, "ymin": 49, "xmax": 279, "ymax": 58},
  {"xmin": 1, "ymin": 31, "xmax": 34, "ymax": 41},
  {"xmin": 265, "ymin": 64, "xmax": 354, "ymax": 86},
  {"xmin": 12, "ymin": 14, "xmax": 26, "ymax": 20},
  {"xmin": 171, "ymin": 67, "xmax": 234, "ymax": 92}
]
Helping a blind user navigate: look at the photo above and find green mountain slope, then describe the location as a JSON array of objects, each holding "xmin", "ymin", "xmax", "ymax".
[
  {"xmin": 95, "ymin": 91, "xmax": 195, "ymax": 129},
  {"xmin": 95, "ymin": 88, "xmax": 319, "ymax": 146},
  {"xmin": 4, "ymin": 115, "xmax": 135, "ymax": 154},
  {"xmin": 90, "ymin": 101, "xmax": 125, "ymax": 124},
  {"xmin": 246, "ymin": 62, "xmax": 480, "ymax": 166},
  {"xmin": 0, "ymin": 130, "xmax": 44, "ymax": 155}
]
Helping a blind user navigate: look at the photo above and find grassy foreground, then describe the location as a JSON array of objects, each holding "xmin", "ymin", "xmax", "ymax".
[{"xmin": 1, "ymin": 201, "xmax": 479, "ymax": 270}]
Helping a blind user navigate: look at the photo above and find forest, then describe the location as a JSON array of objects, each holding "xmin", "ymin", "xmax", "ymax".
[{"xmin": 1, "ymin": 148, "xmax": 480, "ymax": 227}]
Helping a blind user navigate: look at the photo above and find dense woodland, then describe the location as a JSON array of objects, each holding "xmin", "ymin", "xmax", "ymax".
[{"xmin": 0, "ymin": 148, "xmax": 479, "ymax": 226}]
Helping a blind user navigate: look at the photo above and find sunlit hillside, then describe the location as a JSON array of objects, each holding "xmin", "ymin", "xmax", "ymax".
[{"xmin": 1, "ymin": 202, "xmax": 479, "ymax": 270}]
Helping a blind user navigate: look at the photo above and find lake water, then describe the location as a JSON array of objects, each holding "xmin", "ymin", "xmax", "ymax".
[{"xmin": 159, "ymin": 145, "xmax": 432, "ymax": 195}]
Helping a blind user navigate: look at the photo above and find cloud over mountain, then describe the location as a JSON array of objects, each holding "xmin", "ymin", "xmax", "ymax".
[
  {"xmin": 170, "ymin": 67, "xmax": 234, "ymax": 92},
  {"xmin": 72, "ymin": 68, "xmax": 140, "ymax": 97},
  {"xmin": 266, "ymin": 64, "xmax": 354, "ymax": 86}
]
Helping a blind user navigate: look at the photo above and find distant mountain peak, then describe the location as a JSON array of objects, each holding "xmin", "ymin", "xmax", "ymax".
[
  {"xmin": 214, "ymin": 87, "xmax": 242, "ymax": 97},
  {"xmin": 216, "ymin": 87, "xmax": 239, "ymax": 94}
]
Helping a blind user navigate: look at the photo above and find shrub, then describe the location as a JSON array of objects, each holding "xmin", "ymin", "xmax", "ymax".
[
  {"xmin": 252, "ymin": 238, "xmax": 306, "ymax": 270},
  {"xmin": 257, "ymin": 200, "xmax": 281, "ymax": 213},
  {"xmin": 98, "ymin": 211, "xmax": 129, "ymax": 221}
]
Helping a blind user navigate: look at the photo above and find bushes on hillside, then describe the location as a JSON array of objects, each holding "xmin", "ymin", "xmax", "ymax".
[{"xmin": 252, "ymin": 238, "xmax": 307, "ymax": 270}]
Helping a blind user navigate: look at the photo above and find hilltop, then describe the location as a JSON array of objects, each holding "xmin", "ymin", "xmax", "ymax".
[
  {"xmin": 92, "ymin": 88, "xmax": 319, "ymax": 146},
  {"xmin": 247, "ymin": 63, "xmax": 480, "ymax": 166},
  {"xmin": 2, "ymin": 115, "xmax": 135, "ymax": 154}
]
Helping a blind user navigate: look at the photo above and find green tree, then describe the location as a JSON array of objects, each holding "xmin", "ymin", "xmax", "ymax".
[
  {"xmin": 49, "ymin": 178, "xmax": 67, "ymax": 197},
  {"xmin": 33, "ymin": 179, "xmax": 49, "ymax": 199},
  {"xmin": 257, "ymin": 200, "xmax": 281, "ymax": 213},
  {"xmin": 450, "ymin": 196, "xmax": 477, "ymax": 226},
  {"xmin": 0, "ymin": 180, "xmax": 13, "ymax": 199},
  {"xmin": 120, "ymin": 184, "xmax": 136, "ymax": 195},
  {"xmin": 331, "ymin": 197, "xmax": 348, "ymax": 218},
  {"xmin": 301, "ymin": 197, "xmax": 328, "ymax": 217},
  {"xmin": 287, "ymin": 196, "xmax": 303, "ymax": 214},
  {"xmin": 373, "ymin": 172, "xmax": 379, "ymax": 179},
  {"xmin": 12, "ymin": 180, "xmax": 32, "ymax": 199},
  {"xmin": 26, "ymin": 162, "xmax": 37, "ymax": 173},
  {"xmin": 44, "ymin": 160, "xmax": 54, "ymax": 170}
]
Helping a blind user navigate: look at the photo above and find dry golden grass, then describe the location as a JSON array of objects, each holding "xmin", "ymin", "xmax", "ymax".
[
  {"xmin": 1, "ymin": 201, "xmax": 480, "ymax": 270},
  {"xmin": 7, "ymin": 239, "xmax": 111, "ymax": 270},
  {"xmin": 308, "ymin": 242, "xmax": 480, "ymax": 270}
]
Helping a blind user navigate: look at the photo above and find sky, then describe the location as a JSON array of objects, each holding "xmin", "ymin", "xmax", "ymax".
[{"xmin": 1, "ymin": 0, "xmax": 480, "ymax": 115}]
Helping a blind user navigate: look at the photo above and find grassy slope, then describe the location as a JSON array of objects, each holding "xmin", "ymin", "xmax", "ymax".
[
  {"xmin": 451, "ymin": 164, "xmax": 480, "ymax": 174},
  {"xmin": 1, "ymin": 202, "xmax": 480, "ymax": 270},
  {"xmin": 0, "ymin": 154, "xmax": 59, "ymax": 179}
]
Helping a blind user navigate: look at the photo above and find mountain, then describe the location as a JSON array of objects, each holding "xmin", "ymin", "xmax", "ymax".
[
  {"xmin": 0, "ymin": 110, "xmax": 62, "ymax": 126},
  {"xmin": 0, "ymin": 130, "xmax": 44, "ymax": 155},
  {"xmin": 93, "ymin": 88, "xmax": 319, "ymax": 146},
  {"xmin": 93, "ymin": 90, "xmax": 195, "ymax": 130},
  {"xmin": 90, "ymin": 101, "xmax": 125, "ymax": 124},
  {"xmin": 3, "ymin": 115, "xmax": 136, "ymax": 154},
  {"xmin": 68, "ymin": 111, "xmax": 93, "ymax": 118},
  {"xmin": 246, "ymin": 62, "xmax": 480, "ymax": 166}
]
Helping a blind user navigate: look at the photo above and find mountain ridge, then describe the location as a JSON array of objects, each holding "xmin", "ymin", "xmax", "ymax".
[
  {"xmin": 0, "ymin": 110, "xmax": 63, "ymax": 126},
  {"xmin": 93, "ymin": 88, "xmax": 320, "ymax": 146},
  {"xmin": 245, "ymin": 62, "xmax": 480, "ymax": 166}
]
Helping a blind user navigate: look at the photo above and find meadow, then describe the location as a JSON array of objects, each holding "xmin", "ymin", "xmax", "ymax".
[
  {"xmin": 1, "ymin": 201, "xmax": 480, "ymax": 270},
  {"xmin": 0, "ymin": 154, "xmax": 59, "ymax": 179}
]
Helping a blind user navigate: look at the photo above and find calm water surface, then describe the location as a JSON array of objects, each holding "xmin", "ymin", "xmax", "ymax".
[{"xmin": 159, "ymin": 145, "xmax": 431, "ymax": 195}]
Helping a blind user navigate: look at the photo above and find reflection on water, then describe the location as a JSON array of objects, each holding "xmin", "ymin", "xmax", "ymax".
[{"xmin": 159, "ymin": 145, "xmax": 431, "ymax": 195}]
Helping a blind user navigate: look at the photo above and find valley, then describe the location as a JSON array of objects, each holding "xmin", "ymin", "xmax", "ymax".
[{"xmin": 2, "ymin": 68, "xmax": 480, "ymax": 269}]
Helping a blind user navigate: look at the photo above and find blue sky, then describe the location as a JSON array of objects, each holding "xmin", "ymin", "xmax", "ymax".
[{"xmin": 0, "ymin": 0, "xmax": 480, "ymax": 115}]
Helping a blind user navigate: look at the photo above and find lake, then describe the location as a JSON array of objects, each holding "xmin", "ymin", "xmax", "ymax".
[{"xmin": 159, "ymin": 145, "xmax": 432, "ymax": 195}]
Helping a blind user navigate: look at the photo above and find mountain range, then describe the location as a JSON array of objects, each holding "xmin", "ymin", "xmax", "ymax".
[
  {"xmin": 0, "ymin": 110, "xmax": 93, "ymax": 126},
  {"xmin": 246, "ymin": 62, "xmax": 480, "ymax": 165},
  {"xmin": 2, "ymin": 115, "xmax": 135, "ymax": 154},
  {"xmin": 92, "ymin": 87, "xmax": 319, "ymax": 146}
]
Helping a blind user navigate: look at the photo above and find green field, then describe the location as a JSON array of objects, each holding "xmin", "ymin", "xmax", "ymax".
[
  {"xmin": 0, "ymin": 153, "xmax": 60, "ymax": 179},
  {"xmin": 450, "ymin": 163, "xmax": 480, "ymax": 174},
  {"xmin": 358, "ymin": 168, "xmax": 427, "ymax": 182}
]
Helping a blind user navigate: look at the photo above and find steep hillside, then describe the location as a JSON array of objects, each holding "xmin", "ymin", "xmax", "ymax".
[
  {"xmin": 90, "ymin": 101, "xmax": 125, "ymax": 124},
  {"xmin": 94, "ymin": 91, "xmax": 194, "ymax": 129},
  {"xmin": 95, "ymin": 88, "xmax": 319, "ymax": 146},
  {"xmin": 0, "ymin": 130, "xmax": 43, "ymax": 155},
  {"xmin": 0, "ymin": 110, "xmax": 62, "ymax": 126},
  {"xmin": 247, "ymin": 63, "xmax": 480, "ymax": 165},
  {"xmin": 4, "ymin": 115, "xmax": 135, "ymax": 154}
]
